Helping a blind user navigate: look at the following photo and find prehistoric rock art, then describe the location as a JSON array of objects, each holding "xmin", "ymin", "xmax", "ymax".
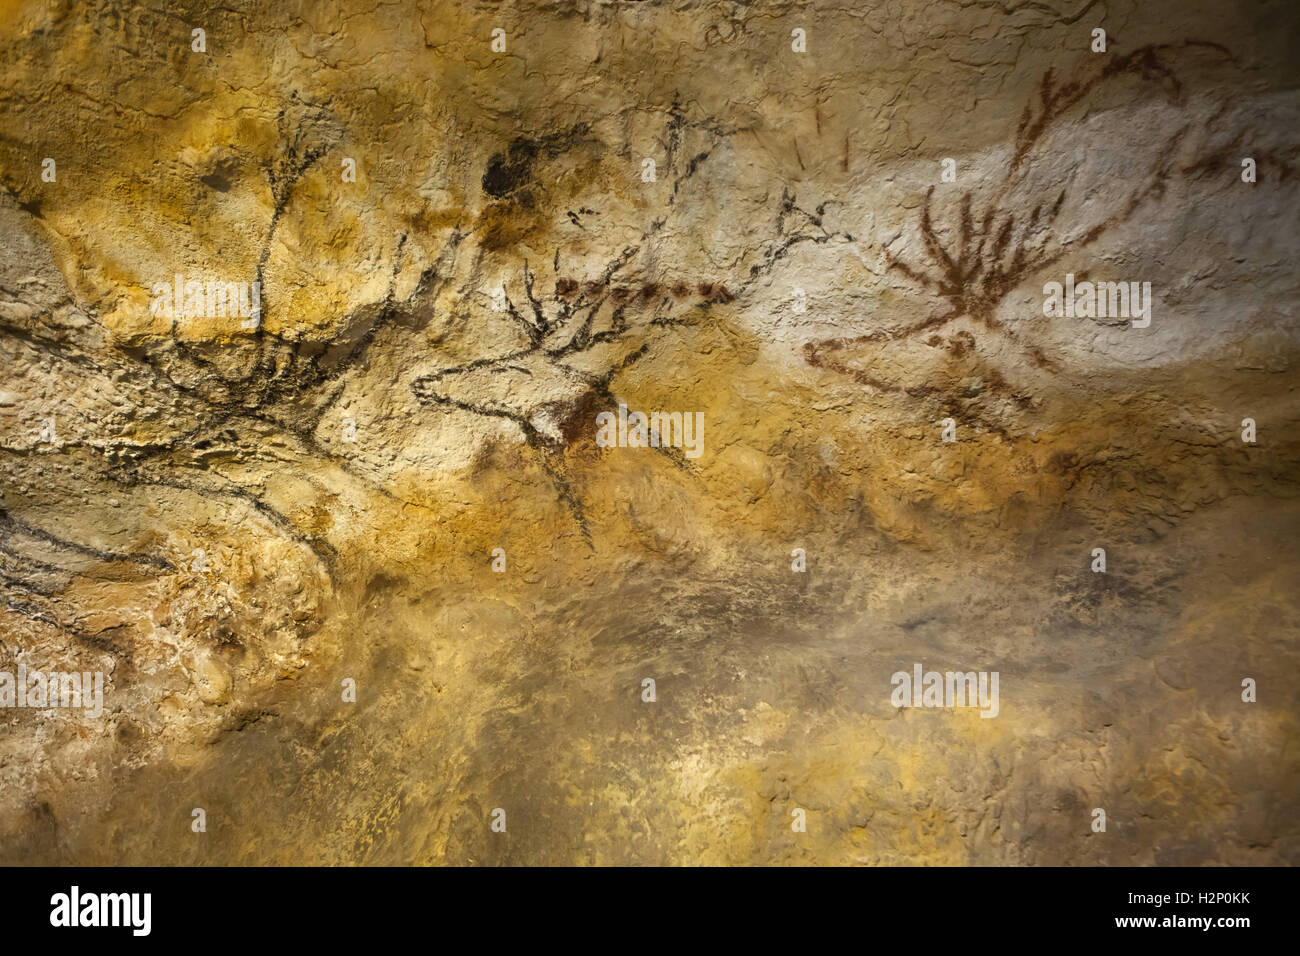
[
  {"xmin": 0, "ymin": 0, "xmax": 1297, "ymax": 867},
  {"xmin": 806, "ymin": 43, "xmax": 1261, "ymax": 384}
]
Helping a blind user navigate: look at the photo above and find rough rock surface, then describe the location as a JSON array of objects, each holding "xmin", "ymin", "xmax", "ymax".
[{"xmin": 1, "ymin": 0, "xmax": 1298, "ymax": 864}]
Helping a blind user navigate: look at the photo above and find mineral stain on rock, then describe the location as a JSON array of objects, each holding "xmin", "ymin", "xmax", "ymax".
[{"xmin": 482, "ymin": 124, "xmax": 593, "ymax": 200}]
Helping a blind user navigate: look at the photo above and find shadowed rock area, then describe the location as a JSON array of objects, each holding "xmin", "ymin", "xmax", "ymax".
[{"xmin": 0, "ymin": 0, "xmax": 1298, "ymax": 864}]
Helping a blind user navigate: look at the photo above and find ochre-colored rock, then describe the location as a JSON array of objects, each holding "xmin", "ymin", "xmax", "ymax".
[{"xmin": 0, "ymin": 0, "xmax": 1297, "ymax": 864}]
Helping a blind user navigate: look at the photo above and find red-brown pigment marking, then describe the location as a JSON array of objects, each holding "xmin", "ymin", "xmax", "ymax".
[{"xmin": 551, "ymin": 277, "xmax": 731, "ymax": 305}]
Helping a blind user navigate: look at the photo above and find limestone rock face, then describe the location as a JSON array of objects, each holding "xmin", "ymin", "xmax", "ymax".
[{"xmin": 1, "ymin": 0, "xmax": 1298, "ymax": 864}]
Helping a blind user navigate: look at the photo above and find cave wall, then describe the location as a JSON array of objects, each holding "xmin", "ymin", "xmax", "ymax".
[{"xmin": 1, "ymin": 0, "xmax": 1298, "ymax": 864}]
